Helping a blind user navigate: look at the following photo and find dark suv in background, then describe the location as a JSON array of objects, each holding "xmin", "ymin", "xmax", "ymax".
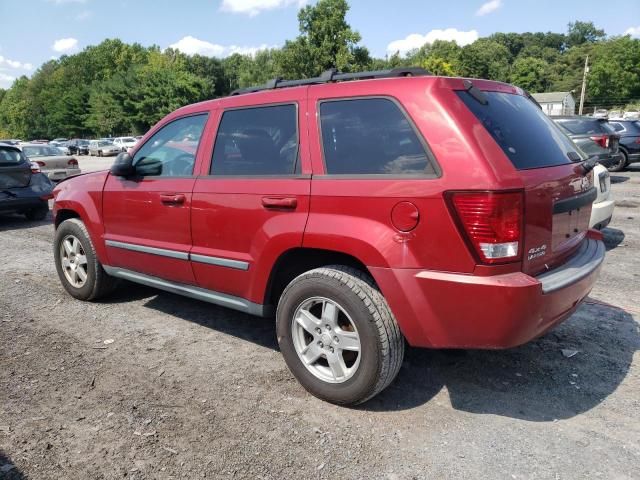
[
  {"xmin": 67, "ymin": 139, "xmax": 90, "ymax": 156},
  {"xmin": 0, "ymin": 143, "xmax": 53, "ymax": 220},
  {"xmin": 553, "ymin": 116, "xmax": 623, "ymax": 171},
  {"xmin": 608, "ymin": 119, "xmax": 640, "ymax": 169}
]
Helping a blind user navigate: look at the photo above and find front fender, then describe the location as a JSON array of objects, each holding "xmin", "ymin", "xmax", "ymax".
[{"xmin": 53, "ymin": 171, "xmax": 110, "ymax": 264}]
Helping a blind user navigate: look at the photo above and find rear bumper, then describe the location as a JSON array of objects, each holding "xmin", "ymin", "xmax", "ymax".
[
  {"xmin": 590, "ymin": 197, "xmax": 615, "ymax": 229},
  {"xmin": 45, "ymin": 168, "xmax": 82, "ymax": 181},
  {"xmin": 371, "ymin": 234, "xmax": 605, "ymax": 349},
  {"xmin": 0, "ymin": 173, "xmax": 53, "ymax": 214}
]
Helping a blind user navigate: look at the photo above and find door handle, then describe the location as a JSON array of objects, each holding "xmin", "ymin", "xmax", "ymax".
[
  {"xmin": 160, "ymin": 193, "xmax": 186, "ymax": 205},
  {"xmin": 261, "ymin": 197, "xmax": 298, "ymax": 210}
]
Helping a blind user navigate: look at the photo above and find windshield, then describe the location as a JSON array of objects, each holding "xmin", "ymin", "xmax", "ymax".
[
  {"xmin": 457, "ymin": 91, "xmax": 584, "ymax": 170},
  {"xmin": 99, "ymin": 141, "xmax": 113, "ymax": 147},
  {"xmin": 22, "ymin": 146, "xmax": 61, "ymax": 157}
]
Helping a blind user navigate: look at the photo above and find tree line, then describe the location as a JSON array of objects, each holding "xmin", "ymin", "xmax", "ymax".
[{"xmin": 1, "ymin": 0, "xmax": 639, "ymax": 139}]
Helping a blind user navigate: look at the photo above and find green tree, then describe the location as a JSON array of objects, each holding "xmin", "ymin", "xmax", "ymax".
[
  {"xmin": 510, "ymin": 57, "xmax": 552, "ymax": 92},
  {"xmin": 458, "ymin": 39, "xmax": 511, "ymax": 81},
  {"xmin": 566, "ymin": 21, "xmax": 606, "ymax": 48},
  {"xmin": 277, "ymin": 0, "xmax": 371, "ymax": 78}
]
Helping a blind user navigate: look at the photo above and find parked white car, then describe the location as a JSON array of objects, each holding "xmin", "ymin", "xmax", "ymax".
[
  {"xmin": 113, "ymin": 137, "xmax": 138, "ymax": 152},
  {"xmin": 590, "ymin": 163, "xmax": 615, "ymax": 230}
]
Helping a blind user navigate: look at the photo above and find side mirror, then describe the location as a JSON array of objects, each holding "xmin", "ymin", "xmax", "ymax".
[{"xmin": 110, "ymin": 152, "xmax": 134, "ymax": 177}]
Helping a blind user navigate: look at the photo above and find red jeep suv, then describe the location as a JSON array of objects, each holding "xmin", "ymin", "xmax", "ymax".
[{"xmin": 52, "ymin": 68, "xmax": 605, "ymax": 405}]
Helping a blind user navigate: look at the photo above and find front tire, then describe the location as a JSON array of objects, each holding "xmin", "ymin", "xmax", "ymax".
[
  {"xmin": 276, "ymin": 265, "xmax": 404, "ymax": 405},
  {"xmin": 54, "ymin": 218, "xmax": 117, "ymax": 301}
]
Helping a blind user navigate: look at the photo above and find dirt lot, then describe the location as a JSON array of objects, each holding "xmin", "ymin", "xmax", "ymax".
[{"xmin": 1, "ymin": 165, "xmax": 639, "ymax": 480}]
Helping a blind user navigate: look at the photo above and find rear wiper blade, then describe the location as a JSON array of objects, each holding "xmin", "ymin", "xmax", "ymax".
[
  {"xmin": 580, "ymin": 156, "xmax": 599, "ymax": 174},
  {"xmin": 462, "ymin": 79, "xmax": 488, "ymax": 105}
]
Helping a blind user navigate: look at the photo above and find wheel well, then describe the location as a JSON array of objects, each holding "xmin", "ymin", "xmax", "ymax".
[
  {"xmin": 55, "ymin": 209, "xmax": 80, "ymax": 228},
  {"xmin": 264, "ymin": 248, "xmax": 372, "ymax": 306}
]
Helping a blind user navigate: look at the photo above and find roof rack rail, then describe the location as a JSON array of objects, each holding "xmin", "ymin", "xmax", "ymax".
[{"xmin": 230, "ymin": 66, "xmax": 431, "ymax": 96}]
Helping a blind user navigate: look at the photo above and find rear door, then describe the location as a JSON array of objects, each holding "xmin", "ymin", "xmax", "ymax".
[
  {"xmin": 190, "ymin": 89, "xmax": 311, "ymax": 303},
  {"xmin": 458, "ymin": 91, "xmax": 595, "ymax": 276}
]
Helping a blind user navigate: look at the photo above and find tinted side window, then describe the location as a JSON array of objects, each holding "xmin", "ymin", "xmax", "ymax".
[
  {"xmin": 133, "ymin": 114, "xmax": 208, "ymax": 177},
  {"xmin": 319, "ymin": 98, "xmax": 433, "ymax": 175},
  {"xmin": 458, "ymin": 91, "xmax": 580, "ymax": 170},
  {"xmin": 557, "ymin": 119, "xmax": 613, "ymax": 135},
  {"xmin": 211, "ymin": 104, "xmax": 298, "ymax": 176}
]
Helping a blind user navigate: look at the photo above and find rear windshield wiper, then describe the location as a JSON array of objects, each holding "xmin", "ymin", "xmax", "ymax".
[
  {"xmin": 462, "ymin": 80, "xmax": 488, "ymax": 105},
  {"xmin": 580, "ymin": 156, "xmax": 599, "ymax": 174}
]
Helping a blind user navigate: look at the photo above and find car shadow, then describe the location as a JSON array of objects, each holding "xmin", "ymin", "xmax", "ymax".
[
  {"xmin": 0, "ymin": 211, "xmax": 52, "ymax": 232},
  {"xmin": 107, "ymin": 284, "xmax": 279, "ymax": 351},
  {"xmin": 109, "ymin": 282, "xmax": 637, "ymax": 421},
  {"xmin": 363, "ymin": 300, "xmax": 638, "ymax": 419},
  {"xmin": 0, "ymin": 451, "xmax": 24, "ymax": 479},
  {"xmin": 602, "ymin": 227, "xmax": 625, "ymax": 250},
  {"xmin": 609, "ymin": 175, "xmax": 629, "ymax": 184}
]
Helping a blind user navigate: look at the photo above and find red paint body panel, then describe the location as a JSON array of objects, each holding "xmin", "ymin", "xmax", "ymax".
[
  {"xmin": 52, "ymin": 171, "xmax": 110, "ymax": 263},
  {"xmin": 52, "ymin": 75, "xmax": 605, "ymax": 350}
]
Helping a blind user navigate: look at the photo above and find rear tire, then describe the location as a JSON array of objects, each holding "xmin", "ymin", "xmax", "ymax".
[
  {"xmin": 54, "ymin": 218, "xmax": 118, "ymax": 301},
  {"xmin": 607, "ymin": 151, "xmax": 627, "ymax": 172},
  {"xmin": 276, "ymin": 265, "xmax": 404, "ymax": 405}
]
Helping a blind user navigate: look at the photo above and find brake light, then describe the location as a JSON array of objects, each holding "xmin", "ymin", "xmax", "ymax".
[
  {"xmin": 68, "ymin": 158, "xmax": 78, "ymax": 166},
  {"xmin": 30, "ymin": 162, "xmax": 41, "ymax": 173},
  {"xmin": 36, "ymin": 161, "xmax": 46, "ymax": 167},
  {"xmin": 635, "ymin": 138, "xmax": 640, "ymax": 144},
  {"xmin": 590, "ymin": 135, "xmax": 609, "ymax": 148},
  {"xmin": 449, "ymin": 191, "xmax": 523, "ymax": 264}
]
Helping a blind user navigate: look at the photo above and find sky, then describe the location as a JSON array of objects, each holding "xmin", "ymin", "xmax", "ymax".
[{"xmin": 0, "ymin": 0, "xmax": 639, "ymax": 89}]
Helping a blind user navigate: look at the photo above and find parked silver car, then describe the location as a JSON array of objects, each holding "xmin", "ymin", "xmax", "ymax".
[
  {"xmin": 19, "ymin": 144, "xmax": 81, "ymax": 181},
  {"xmin": 89, "ymin": 140, "xmax": 120, "ymax": 157}
]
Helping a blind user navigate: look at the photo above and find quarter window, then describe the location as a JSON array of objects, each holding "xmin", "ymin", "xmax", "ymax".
[
  {"xmin": 133, "ymin": 114, "xmax": 208, "ymax": 177},
  {"xmin": 319, "ymin": 98, "xmax": 434, "ymax": 175},
  {"xmin": 211, "ymin": 104, "xmax": 299, "ymax": 176}
]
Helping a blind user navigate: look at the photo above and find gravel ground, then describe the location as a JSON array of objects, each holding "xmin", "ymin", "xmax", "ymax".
[{"xmin": 0, "ymin": 164, "xmax": 639, "ymax": 479}]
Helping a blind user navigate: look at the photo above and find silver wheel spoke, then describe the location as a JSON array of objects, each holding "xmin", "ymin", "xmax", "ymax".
[
  {"xmin": 336, "ymin": 330, "xmax": 360, "ymax": 352},
  {"xmin": 62, "ymin": 258, "xmax": 71, "ymax": 268},
  {"xmin": 327, "ymin": 353, "xmax": 347, "ymax": 380},
  {"xmin": 76, "ymin": 254, "xmax": 87, "ymax": 266},
  {"xmin": 76, "ymin": 267, "xmax": 87, "ymax": 283},
  {"xmin": 300, "ymin": 343, "xmax": 323, "ymax": 365},
  {"xmin": 295, "ymin": 309, "xmax": 321, "ymax": 335},
  {"xmin": 321, "ymin": 301, "xmax": 339, "ymax": 327},
  {"xmin": 71, "ymin": 238, "xmax": 80, "ymax": 254},
  {"xmin": 63, "ymin": 239, "xmax": 73, "ymax": 256}
]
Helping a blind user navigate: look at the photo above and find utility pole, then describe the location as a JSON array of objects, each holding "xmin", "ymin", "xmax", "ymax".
[{"xmin": 578, "ymin": 55, "xmax": 589, "ymax": 115}]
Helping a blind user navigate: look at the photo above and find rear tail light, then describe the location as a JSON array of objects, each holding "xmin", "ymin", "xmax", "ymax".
[
  {"xmin": 448, "ymin": 191, "xmax": 523, "ymax": 264},
  {"xmin": 30, "ymin": 162, "xmax": 41, "ymax": 173},
  {"xmin": 634, "ymin": 138, "xmax": 640, "ymax": 144},
  {"xmin": 590, "ymin": 135, "xmax": 609, "ymax": 148},
  {"xmin": 36, "ymin": 161, "xmax": 46, "ymax": 167},
  {"xmin": 68, "ymin": 158, "xmax": 78, "ymax": 166}
]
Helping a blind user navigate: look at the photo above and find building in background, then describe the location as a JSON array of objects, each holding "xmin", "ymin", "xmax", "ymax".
[{"xmin": 532, "ymin": 92, "xmax": 576, "ymax": 116}]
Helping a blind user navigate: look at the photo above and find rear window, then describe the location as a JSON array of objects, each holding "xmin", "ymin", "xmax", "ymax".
[
  {"xmin": 319, "ymin": 98, "xmax": 435, "ymax": 175},
  {"xmin": 556, "ymin": 118, "xmax": 615, "ymax": 135},
  {"xmin": 457, "ymin": 91, "xmax": 582, "ymax": 170},
  {"xmin": 0, "ymin": 147, "xmax": 25, "ymax": 165}
]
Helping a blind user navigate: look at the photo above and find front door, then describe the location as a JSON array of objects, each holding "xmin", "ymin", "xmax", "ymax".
[{"xmin": 102, "ymin": 113, "xmax": 210, "ymax": 285}]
